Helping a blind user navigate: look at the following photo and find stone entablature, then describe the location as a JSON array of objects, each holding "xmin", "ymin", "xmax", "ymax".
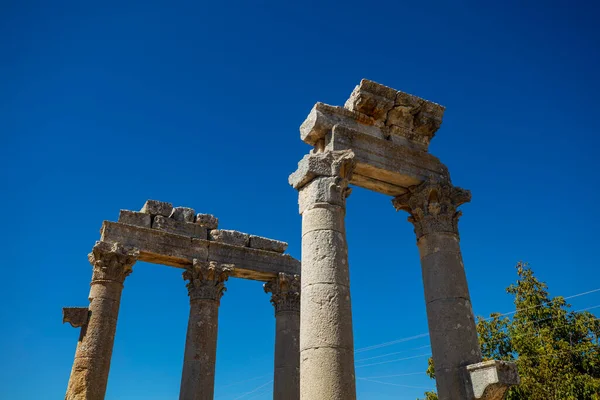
[
  {"xmin": 299, "ymin": 79, "xmax": 450, "ymax": 196},
  {"xmin": 99, "ymin": 200, "xmax": 299, "ymax": 281}
]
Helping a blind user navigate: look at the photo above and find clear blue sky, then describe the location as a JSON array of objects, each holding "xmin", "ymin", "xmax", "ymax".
[{"xmin": 2, "ymin": 1, "xmax": 599, "ymax": 399}]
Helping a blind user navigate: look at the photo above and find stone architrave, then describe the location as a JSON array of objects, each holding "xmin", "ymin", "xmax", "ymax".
[
  {"xmin": 179, "ymin": 260, "xmax": 233, "ymax": 400},
  {"xmin": 289, "ymin": 149, "xmax": 357, "ymax": 400},
  {"xmin": 65, "ymin": 241, "xmax": 139, "ymax": 400},
  {"xmin": 264, "ymin": 273, "xmax": 301, "ymax": 400},
  {"xmin": 393, "ymin": 180, "xmax": 483, "ymax": 399}
]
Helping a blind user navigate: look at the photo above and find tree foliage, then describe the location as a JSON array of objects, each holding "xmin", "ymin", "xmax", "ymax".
[{"xmin": 419, "ymin": 262, "xmax": 600, "ymax": 400}]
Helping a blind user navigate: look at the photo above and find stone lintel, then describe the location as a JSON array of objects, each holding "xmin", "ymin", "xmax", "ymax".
[
  {"xmin": 466, "ymin": 360, "xmax": 520, "ymax": 400},
  {"xmin": 327, "ymin": 125, "xmax": 449, "ymax": 196},
  {"xmin": 100, "ymin": 221, "xmax": 299, "ymax": 280},
  {"xmin": 62, "ymin": 307, "xmax": 89, "ymax": 328}
]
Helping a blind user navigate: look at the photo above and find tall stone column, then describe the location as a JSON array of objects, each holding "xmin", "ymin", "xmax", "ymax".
[
  {"xmin": 289, "ymin": 149, "xmax": 357, "ymax": 400},
  {"xmin": 179, "ymin": 260, "xmax": 233, "ymax": 400},
  {"xmin": 393, "ymin": 181, "xmax": 482, "ymax": 400},
  {"xmin": 264, "ymin": 273, "xmax": 300, "ymax": 400},
  {"xmin": 66, "ymin": 241, "xmax": 138, "ymax": 400}
]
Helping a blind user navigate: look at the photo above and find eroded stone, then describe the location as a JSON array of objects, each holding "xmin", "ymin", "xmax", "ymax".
[
  {"xmin": 249, "ymin": 235, "xmax": 288, "ymax": 253},
  {"xmin": 118, "ymin": 210, "xmax": 151, "ymax": 228},
  {"xmin": 209, "ymin": 229, "xmax": 249, "ymax": 247},
  {"xmin": 140, "ymin": 200, "xmax": 173, "ymax": 217}
]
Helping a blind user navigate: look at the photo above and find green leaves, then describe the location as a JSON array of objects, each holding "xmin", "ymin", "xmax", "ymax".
[{"xmin": 419, "ymin": 262, "xmax": 600, "ymax": 400}]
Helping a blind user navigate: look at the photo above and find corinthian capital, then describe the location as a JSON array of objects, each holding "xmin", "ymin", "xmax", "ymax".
[
  {"xmin": 289, "ymin": 150, "xmax": 356, "ymax": 213},
  {"xmin": 183, "ymin": 260, "xmax": 233, "ymax": 303},
  {"xmin": 264, "ymin": 273, "xmax": 300, "ymax": 314},
  {"xmin": 88, "ymin": 241, "xmax": 139, "ymax": 284},
  {"xmin": 392, "ymin": 180, "xmax": 471, "ymax": 239}
]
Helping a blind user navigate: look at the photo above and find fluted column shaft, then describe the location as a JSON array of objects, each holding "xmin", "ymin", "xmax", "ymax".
[
  {"xmin": 179, "ymin": 260, "xmax": 232, "ymax": 400},
  {"xmin": 66, "ymin": 241, "xmax": 138, "ymax": 400},
  {"xmin": 265, "ymin": 273, "xmax": 300, "ymax": 400},
  {"xmin": 289, "ymin": 150, "xmax": 357, "ymax": 400},
  {"xmin": 394, "ymin": 182, "xmax": 482, "ymax": 400}
]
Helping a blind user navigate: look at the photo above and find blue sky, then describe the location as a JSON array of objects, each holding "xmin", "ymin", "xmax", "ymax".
[{"xmin": 2, "ymin": 1, "xmax": 600, "ymax": 399}]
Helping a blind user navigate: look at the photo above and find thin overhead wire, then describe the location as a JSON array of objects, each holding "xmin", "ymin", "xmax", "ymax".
[
  {"xmin": 220, "ymin": 374, "xmax": 271, "ymax": 389},
  {"xmin": 232, "ymin": 380, "xmax": 273, "ymax": 400},
  {"xmin": 354, "ymin": 304, "xmax": 600, "ymax": 369},
  {"xmin": 358, "ymin": 371, "xmax": 425, "ymax": 379},
  {"xmin": 355, "ymin": 353, "xmax": 432, "ymax": 368},
  {"xmin": 357, "ymin": 377, "xmax": 433, "ymax": 390},
  {"xmin": 355, "ymin": 287, "xmax": 600, "ymax": 354},
  {"xmin": 355, "ymin": 333, "xmax": 429, "ymax": 353},
  {"xmin": 483, "ymin": 288, "xmax": 600, "ymax": 320},
  {"xmin": 355, "ymin": 345, "xmax": 431, "ymax": 363}
]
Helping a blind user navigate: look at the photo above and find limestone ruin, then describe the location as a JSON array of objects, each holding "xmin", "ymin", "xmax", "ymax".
[
  {"xmin": 64, "ymin": 200, "xmax": 300, "ymax": 400},
  {"xmin": 63, "ymin": 80, "xmax": 519, "ymax": 400}
]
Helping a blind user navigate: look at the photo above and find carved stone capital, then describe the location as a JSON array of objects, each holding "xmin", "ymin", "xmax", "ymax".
[
  {"xmin": 62, "ymin": 307, "xmax": 89, "ymax": 328},
  {"xmin": 88, "ymin": 241, "xmax": 139, "ymax": 284},
  {"xmin": 264, "ymin": 272, "xmax": 300, "ymax": 314},
  {"xmin": 183, "ymin": 260, "xmax": 233, "ymax": 303},
  {"xmin": 289, "ymin": 150, "xmax": 356, "ymax": 191},
  {"xmin": 289, "ymin": 150, "xmax": 356, "ymax": 213},
  {"xmin": 392, "ymin": 180, "xmax": 471, "ymax": 239}
]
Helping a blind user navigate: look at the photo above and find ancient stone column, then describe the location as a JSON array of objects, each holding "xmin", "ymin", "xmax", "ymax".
[
  {"xmin": 179, "ymin": 260, "xmax": 233, "ymax": 400},
  {"xmin": 264, "ymin": 273, "xmax": 300, "ymax": 400},
  {"xmin": 289, "ymin": 149, "xmax": 357, "ymax": 400},
  {"xmin": 393, "ymin": 181, "xmax": 482, "ymax": 400},
  {"xmin": 65, "ymin": 241, "xmax": 139, "ymax": 400}
]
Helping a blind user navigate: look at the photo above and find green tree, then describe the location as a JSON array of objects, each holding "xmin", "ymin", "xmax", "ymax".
[{"xmin": 419, "ymin": 262, "xmax": 600, "ymax": 400}]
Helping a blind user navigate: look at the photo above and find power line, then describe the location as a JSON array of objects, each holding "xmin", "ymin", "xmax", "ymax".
[
  {"xmin": 244, "ymin": 386, "xmax": 272, "ymax": 400},
  {"xmin": 354, "ymin": 287, "xmax": 600, "ymax": 354},
  {"xmin": 220, "ymin": 374, "xmax": 271, "ymax": 389},
  {"xmin": 354, "ymin": 304, "xmax": 599, "ymax": 369},
  {"xmin": 483, "ymin": 288, "xmax": 600, "ymax": 320},
  {"xmin": 355, "ymin": 353, "xmax": 432, "ymax": 368},
  {"xmin": 358, "ymin": 372, "xmax": 425, "ymax": 379},
  {"xmin": 355, "ymin": 345, "xmax": 431, "ymax": 363},
  {"xmin": 355, "ymin": 333, "xmax": 429, "ymax": 353},
  {"xmin": 232, "ymin": 380, "xmax": 272, "ymax": 400},
  {"xmin": 357, "ymin": 377, "xmax": 433, "ymax": 390}
]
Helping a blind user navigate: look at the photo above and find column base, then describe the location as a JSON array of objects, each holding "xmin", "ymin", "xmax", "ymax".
[{"xmin": 465, "ymin": 360, "xmax": 519, "ymax": 400}]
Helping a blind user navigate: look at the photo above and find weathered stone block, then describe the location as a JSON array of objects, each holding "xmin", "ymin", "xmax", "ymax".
[
  {"xmin": 467, "ymin": 360, "xmax": 520, "ymax": 400},
  {"xmin": 299, "ymin": 102, "xmax": 382, "ymax": 146},
  {"xmin": 62, "ymin": 307, "xmax": 89, "ymax": 328},
  {"xmin": 344, "ymin": 80, "xmax": 395, "ymax": 121},
  {"xmin": 195, "ymin": 213, "xmax": 219, "ymax": 230},
  {"xmin": 140, "ymin": 200, "xmax": 173, "ymax": 217},
  {"xmin": 249, "ymin": 235, "xmax": 287, "ymax": 253},
  {"xmin": 100, "ymin": 221, "xmax": 208, "ymax": 268},
  {"xmin": 170, "ymin": 207, "xmax": 195, "ymax": 222},
  {"xmin": 209, "ymin": 229, "xmax": 249, "ymax": 247},
  {"xmin": 288, "ymin": 150, "xmax": 355, "ymax": 190},
  {"xmin": 152, "ymin": 215, "xmax": 206, "ymax": 239},
  {"xmin": 118, "ymin": 210, "xmax": 152, "ymax": 228}
]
